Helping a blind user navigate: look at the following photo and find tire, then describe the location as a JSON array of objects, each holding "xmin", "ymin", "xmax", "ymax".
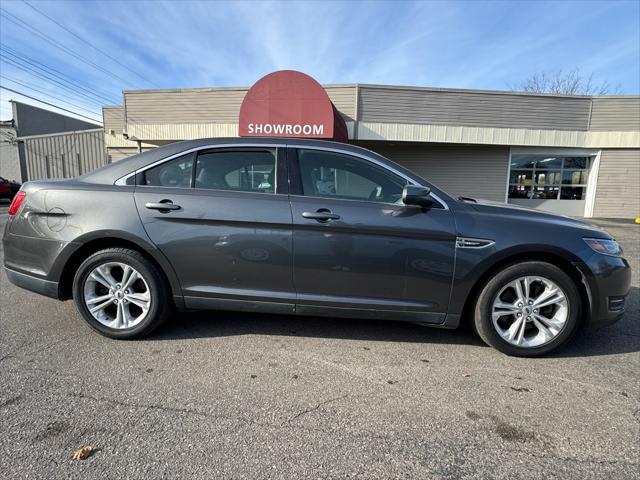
[
  {"xmin": 473, "ymin": 261, "xmax": 581, "ymax": 357},
  {"xmin": 72, "ymin": 248, "xmax": 172, "ymax": 339}
]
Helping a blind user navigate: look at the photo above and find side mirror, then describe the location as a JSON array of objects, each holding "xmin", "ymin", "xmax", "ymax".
[{"xmin": 402, "ymin": 185, "xmax": 433, "ymax": 207}]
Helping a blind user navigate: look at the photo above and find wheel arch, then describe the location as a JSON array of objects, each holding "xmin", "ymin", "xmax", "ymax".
[
  {"xmin": 459, "ymin": 249, "xmax": 592, "ymax": 330},
  {"xmin": 56, "ymin": 232, "xmax": 183, "ymax": 306}
]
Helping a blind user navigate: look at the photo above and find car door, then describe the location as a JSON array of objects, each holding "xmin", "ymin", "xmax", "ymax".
[
  {"xmin": 288, "ymin": 147, "xmax": 456, "ymax": 323},
  {"xmin": 134, "ymin": 146, "xmax": 295, "ymax": 313}
]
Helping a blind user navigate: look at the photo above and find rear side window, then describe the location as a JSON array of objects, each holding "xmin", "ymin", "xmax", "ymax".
[
  {"xmin": 195, "ymin": 150, "xmax": 276, "ymax": 193},
  {"xmin": 140, "ymin": 153, "xmax": 194, "ymax": 187}
]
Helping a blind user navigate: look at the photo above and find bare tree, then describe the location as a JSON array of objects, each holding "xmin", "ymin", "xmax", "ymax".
[{"xmin": 513, "ymin": 68, "xmax": 621, "ymax": 95}]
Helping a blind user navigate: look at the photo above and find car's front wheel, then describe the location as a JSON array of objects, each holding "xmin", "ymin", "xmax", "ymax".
[
  {"xmin": 473, "ymin": 261, "xmax": 581, "ymax": 357},
  {"xmin": 72, "ymin": 248, "xmax": 172, "ymax": 339}
]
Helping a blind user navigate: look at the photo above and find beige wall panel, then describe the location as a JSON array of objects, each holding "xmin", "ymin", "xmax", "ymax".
[
  {"xmin": 124, "ymin": 85, "xmax": 356, "ymax": 129},
  {"xmin": 363, "ymin": 143, "xmax": 509, "ymax": 202},
  {"xmin": 324, "ymin": 86, "xmax": 357, "ymax": 121},
  {"xmin": 590, "ymin": 98, "xmax": 640, "ymax": 131},
  {"xmin": 357, "ymin": 122, "xmax": 592, "ymax": 147},
  {"xmin": 358, "ymin": 87, "xmax": 592, "ymax": 131},
  {"xmin": 127, "ymin": 121, "xmax": 356, "ymax": 142},
  {"xmin": 106, "ymin": 147, "xmax": 141, "ymax": 162},
  {"xmin": 593, "ymin": 149, "xmax": 640, "ymax": 218},
  {"xmin": 125, "ymin": 89, "xmax": 248, "ymax": 125},
  {"xmin": 103, "ymin": 106, "xmax": 125, "ymax": 133}
]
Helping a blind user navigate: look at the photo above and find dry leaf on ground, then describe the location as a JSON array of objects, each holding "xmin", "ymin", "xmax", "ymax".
[{"xmin": 72, "ymin": 446, "xmax": 93, "ymax": 461}]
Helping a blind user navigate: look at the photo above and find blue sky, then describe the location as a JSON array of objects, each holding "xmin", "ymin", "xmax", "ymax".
[{"xmin": 1, "ymin": 0, "xmax": 639, "ymax": 123}]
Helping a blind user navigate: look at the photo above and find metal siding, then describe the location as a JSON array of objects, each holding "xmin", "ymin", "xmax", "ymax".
[
  {"xmin": 590, "ymin": 98, "xmax": 640, "ymax": 131},
  {"xmin": 358, "ymin": 87, "xmax": 592, "ymax": 131},
  {"xmin": 593, "ymin": 149, "xmax": 640, "ymax": 218},
  {"xmin": 103, "ymin": 106, "xmax": 125, "ymax": 133},
  {"xmin": 106, "ymin": 147, "xmax": 141, "ymax": 162},
  {"xmin": 125, "ymin": 89, "xmax": 248, "ymax": 124},
  {"xmin": 124, "ymin": 86, "xmax": 357, "ymax": 128},
  {"xmin": 23, "ymin": 130, "xmax": 106, "ymax": 180},
  {"xmin": 324, "ymin": 86, "xmax": 357, "ymax": 121},
  {"xmin": 363, "ymin": 143, "xmax": 509, "ymax": 202}
]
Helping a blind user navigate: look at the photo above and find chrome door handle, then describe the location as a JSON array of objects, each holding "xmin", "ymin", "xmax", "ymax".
[
  {"xmin": 145, "ymin": 200, "xmax": 181, "ymax": 211},
  {"xmin": 302, "ymin": 209, "xmax": 340, "ymax": 222}
]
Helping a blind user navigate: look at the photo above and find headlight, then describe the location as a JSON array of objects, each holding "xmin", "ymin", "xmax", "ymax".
[{"xmin": 583, "ymin": 238, "xmax": 623, "ymax": 256}]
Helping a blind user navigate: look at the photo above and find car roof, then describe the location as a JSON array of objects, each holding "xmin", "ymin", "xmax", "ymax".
[{"xmin": 81, "ymin": 138, "xmax": 362, "ymax": 184}]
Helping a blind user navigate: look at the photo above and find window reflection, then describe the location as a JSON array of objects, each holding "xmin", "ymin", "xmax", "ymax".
[{"xmin": 508, "ymin": 155, "xmax": 590, "ymax": 201}]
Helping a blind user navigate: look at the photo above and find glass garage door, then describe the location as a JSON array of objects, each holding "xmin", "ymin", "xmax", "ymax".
[{"xmin": 508, "ymin": 154, "xmax": 592, "ymax": 216}]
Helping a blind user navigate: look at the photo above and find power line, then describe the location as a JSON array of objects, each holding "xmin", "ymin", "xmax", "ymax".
[
  {"xmin": 0, "ymin": 52, "xmax": 156, "ymax": 139},
  {"xmin": 0, "ymin": 47, "xmax": 155, "ymax": 138},
  {"xmin": 1, "ymin": 57, "xmax": 110, "ymax": 108},
  {"xmin": 0, "ymin": 76, "xmax": 102, "ymax": 118},
  {"xmin": 21, "ymin": 0, "xmax": 159, "ymax": 88},
  {"xmin": 0, "ymin": 7, "xmax": 134, "ymax": 86},
  {"xmin": 1, "ymin": 46, "xmax": 119, "ymax": 104},
  {"xmin": 1, "ymin": 73, "xmax": 104, "ymax": 111},
  {"xmin": 0, "ymin": 86, "xmax": 103, "ymax": 124}
]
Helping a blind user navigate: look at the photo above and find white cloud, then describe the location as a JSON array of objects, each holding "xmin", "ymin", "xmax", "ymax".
[{"xmin": 0, "ymin": 0, "xmax": 638, "ymax": 122}]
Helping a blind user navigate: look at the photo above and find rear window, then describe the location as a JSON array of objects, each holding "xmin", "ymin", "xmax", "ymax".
[{"xmin": 139, "ymin": 153, "xmax": 194, "ymax": 188}]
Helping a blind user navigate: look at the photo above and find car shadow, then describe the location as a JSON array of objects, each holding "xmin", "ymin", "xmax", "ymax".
[
  {"xmin": 155, "ymin": 309, "xmax": 484, "ymax": 347},
  {"xmin": 153, "ymin": 286, "xmax": 639, "ymax": 358}
]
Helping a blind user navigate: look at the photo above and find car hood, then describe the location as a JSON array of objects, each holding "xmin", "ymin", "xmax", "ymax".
[{"xmin": 465, "ymin": 198, "xmax": 609, "ymax": 236}]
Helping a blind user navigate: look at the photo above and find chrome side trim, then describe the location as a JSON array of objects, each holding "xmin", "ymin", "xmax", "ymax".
[
  {"xmin": 113, "ymin": 141, "xmax": 449, "ymax": 210},
  {"xmin": 455, "ymin": 237, "xmax": 495, "ymax": 249}
]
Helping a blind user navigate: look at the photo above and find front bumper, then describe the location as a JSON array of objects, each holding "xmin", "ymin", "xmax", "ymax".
[
  {"xmin": 5, "ymin": 267, "xmax": 60, "ymax": 299},
  {"xmin": 576, "ymin": 252, "xmax": 632, "ymax": 329}
]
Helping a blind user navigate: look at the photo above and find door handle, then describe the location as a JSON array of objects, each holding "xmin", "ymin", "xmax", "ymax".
[
  {"xmin": 302, "ymin": 209, "xmax": 340, "ymax": 222},
  {"xmin": 145, "ymin": 200, "xmax": 181, "ymax": 211}
]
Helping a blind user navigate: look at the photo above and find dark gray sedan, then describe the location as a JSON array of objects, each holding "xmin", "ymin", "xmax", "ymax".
[{"xmin": 2, "ymin": 138, "xmax": 631, "ymax": 356}]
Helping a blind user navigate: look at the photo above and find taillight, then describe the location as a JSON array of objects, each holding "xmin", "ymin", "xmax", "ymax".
[{"xmin": 8, "ymin": 191, "xmax": 26, "ymax": 216}]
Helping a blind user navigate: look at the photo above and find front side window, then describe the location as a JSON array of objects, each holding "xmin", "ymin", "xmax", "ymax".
[
  {"xmin": 508, "ymin": 154, "xmax": 591, "ymax": 201},
  {"xmin": 140, "ymin": 153, "xmax": 193, "ymax": 188},
  {"xmin": 297, "ymin": 149, "xmax": 406, "ymax": 203},
  {"xmin": 195, "ymin": 150, "xmax": 276, "ymax": 193}
]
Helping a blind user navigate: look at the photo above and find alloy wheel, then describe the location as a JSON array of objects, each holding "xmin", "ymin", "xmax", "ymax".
[
  {"xmin": 491, "ymin": 275, "xmax": 568, "ymax": 348},
  {"xmin": 83, "ymin": 262, "xmax": 151, "ymax": 329}
]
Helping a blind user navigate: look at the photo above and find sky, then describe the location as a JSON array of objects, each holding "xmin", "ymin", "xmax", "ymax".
[{"xmin": 0, "ymin": 0, "xmax": 639, "ymax": 123}]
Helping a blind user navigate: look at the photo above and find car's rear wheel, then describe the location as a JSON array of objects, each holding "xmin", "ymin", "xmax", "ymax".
[
  {"xmin": 72, "ymin": 248, "xmax": 172, "ymax": 339},
  {"xmin": 473, "ymin": 261, "xmax": 581, "ymax": 357}
]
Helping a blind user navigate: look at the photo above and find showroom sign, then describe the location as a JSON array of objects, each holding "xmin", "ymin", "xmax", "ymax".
[
  {"xmin": 246, "ymin": 123, "xmax": 324, "ymax": 135},
  {"xmin": 239, "ymin": 70, "xmax": 348, "ymax": 142}
]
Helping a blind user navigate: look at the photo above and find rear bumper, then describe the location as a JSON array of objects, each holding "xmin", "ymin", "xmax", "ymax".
[
  {"xmin": 576, "ymin": 253, "xmax": 632, "ymax": 329},
  {"xmin": 5, "ymin": 267, "xmax": 60, "ymax": 299}
]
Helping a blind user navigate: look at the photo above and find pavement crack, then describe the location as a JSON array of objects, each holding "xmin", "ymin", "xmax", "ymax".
[
  {"xmin": 68, "ymin": 392, "xmax": 211, "ymax": 418},
  {"xmin": 281, "ymin": 394, "xmax": 349, "ymax": 426},
  {"xmin": 66, "ymin": 391, "xmax": 273, "ymax": 429}
]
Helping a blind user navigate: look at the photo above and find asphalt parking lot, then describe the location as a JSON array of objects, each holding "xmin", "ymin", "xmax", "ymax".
[{"xmin": 1, "ymin": 203, "xmax": 638, "ymax": 479}]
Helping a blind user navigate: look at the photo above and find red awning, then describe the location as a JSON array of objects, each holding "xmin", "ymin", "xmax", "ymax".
[{"xmin": 239, "ymin": 70, "xmax": 348, "ymax": 142}]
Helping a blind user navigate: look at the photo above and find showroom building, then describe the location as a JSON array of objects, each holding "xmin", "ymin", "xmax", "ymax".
[{"xmin": 102, "ymin": 70, "xmax": 640, "ymax": 219}]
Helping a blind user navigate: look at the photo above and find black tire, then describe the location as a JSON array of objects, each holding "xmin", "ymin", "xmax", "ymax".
[
  {"xmin": 473, "ymin": 261, "xmax": 581, "ymax": 357},
  {"xmin": 72, "ymin": 248, "xmax": 172, "ymax": 339}
]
